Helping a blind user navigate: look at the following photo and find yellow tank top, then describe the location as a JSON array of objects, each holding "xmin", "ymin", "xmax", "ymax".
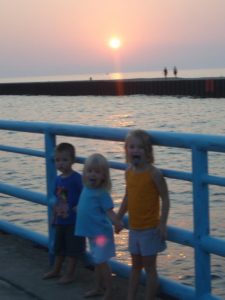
[{"xmin": 126, "ymin": 168, "xmax": 160, "ymax": 229}]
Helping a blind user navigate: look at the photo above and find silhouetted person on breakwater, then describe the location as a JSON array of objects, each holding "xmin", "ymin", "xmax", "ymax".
[
  {"xmin": 163, "ymin": 67, "xmax": 168, "ymax": 78},
  {"xmin": 173, "ymin": 66, "xmax": 177, "ymax": 77}
]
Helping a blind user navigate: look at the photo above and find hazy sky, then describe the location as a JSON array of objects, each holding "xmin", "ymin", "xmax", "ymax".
[{"xmin": 1, "ymin": 0, "xmax": 225, "ymax": 78}]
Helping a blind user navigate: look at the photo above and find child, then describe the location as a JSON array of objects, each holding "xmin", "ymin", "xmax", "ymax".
[
  {"xmin": 75, "ymin": 153, "xmax": 123, "ymax": 300},
  {"xmin": 43, "ymin": 143, "xmax": 85, "ymax": 284},
  {"xmin": 117, "ymin": 129, "xmax": 170, "ymax": 300}
]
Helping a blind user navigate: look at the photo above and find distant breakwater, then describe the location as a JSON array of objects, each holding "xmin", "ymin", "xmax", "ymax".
[{"xmin": 1, "ymin": 77, "xmax": 225, "ymax": 98}]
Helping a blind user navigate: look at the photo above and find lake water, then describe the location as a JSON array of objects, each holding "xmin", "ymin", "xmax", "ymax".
[{"xmin": 1, "ymin": 68, "xmax": 225, "ymax": 297}]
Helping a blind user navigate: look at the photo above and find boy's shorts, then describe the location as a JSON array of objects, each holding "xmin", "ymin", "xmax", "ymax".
[
  {"xmin": 88, "ymin": 234, "xmax": 115, "ymax": 264},
  {"xmin": 54, "ymin": 224, "xmax": 85, "ymax": 257},
  {"xmin": 129, "ymin": 228, "xmax": 166, "ymax": 256}
]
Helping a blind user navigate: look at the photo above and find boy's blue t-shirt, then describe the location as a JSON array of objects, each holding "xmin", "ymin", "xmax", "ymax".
[
  {"xmin": 75, "ymin": 187, "xmax": 114, "ymax": 238},
  {"xmin": 54, "ymin": 171, "xmax": 83, "ymax": 225}
]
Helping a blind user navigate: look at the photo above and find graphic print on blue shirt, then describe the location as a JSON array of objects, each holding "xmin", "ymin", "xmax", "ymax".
[
  {"xmin": 55, "ymin": 186, "xmax": 69, "ymax": 218},
  {"xmin": 54, "ymin": 171, "xmax": 83, "ymax": 225}
]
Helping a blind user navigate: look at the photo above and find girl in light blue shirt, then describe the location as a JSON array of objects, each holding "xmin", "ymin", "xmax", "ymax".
[{"xmin": 75, "ymin": 153, "xmax": 122, "ymax": 300}]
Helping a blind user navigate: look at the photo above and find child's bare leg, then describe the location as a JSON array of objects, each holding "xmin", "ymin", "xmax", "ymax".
[
  {"xmin": 99, "ymin": 262, "xmax": 113, "ymax": 300},
  {"xmin": 85, "ymin": 265, "xmax": 105, "ymax": 297},
  {"xmin": 143, "ymin": 255, "xmax": 158, "ymax": 300},
  {"xmin": 58, "ymin": 256, "xmax": 77, "ymax": 284},
  {"xmin": 128, "ymin": 254, "xmax": 142, "ymax": 300},
  {"xmin": 43, "ymin": 256, "xmax": 64, "ymax": 279}
]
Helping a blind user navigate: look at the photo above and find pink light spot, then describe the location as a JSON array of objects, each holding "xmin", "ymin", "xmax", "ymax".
[{"xmin": 96, "ymin": 235, "xmax": 107, "ymax": 247}]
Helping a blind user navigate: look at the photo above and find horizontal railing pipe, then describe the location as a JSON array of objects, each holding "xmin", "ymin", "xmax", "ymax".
[
  {"xmin": 0, "ymin": 220, "xmax": 48, "ymax": 248},
  {"xmin": 0, "ymin": 144, "xmax": 45, "ymax": 157},
  {"xmin": 202, "ymin": 174, "xmax": 225, "ymax": 186},
  {"xmin": 0, "ymin": 182, "xmax": 47, "ymax": 206},
  {"xmin": 1, "ymin": 120, "xmax": 225, "ymax": 152},
  {"xmin": 201, "ymin": 236, "xmax": 225, "ymax": 257},
  {"xmin": 159, "ymin": 276, "xmax": 220, "ymax": 300},
  {"xmin": 167, "ymin": 226, "xmax": 195, "ymax": 247},
  {"xmin": 159, "ymin": 276, "xmax": 196, "ymax": 300},
  {"xmin": 161, "ymin": 169, "xmax": 192, "ymax": 181}
]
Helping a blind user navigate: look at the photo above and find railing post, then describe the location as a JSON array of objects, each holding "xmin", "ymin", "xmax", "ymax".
[
  {"xmin": 192, "ymin": 146, "xmax": 211, "ymax": 297},
  {"xmin": 44, "ymin": 132, "xmax": 56, "ymax": 264}
]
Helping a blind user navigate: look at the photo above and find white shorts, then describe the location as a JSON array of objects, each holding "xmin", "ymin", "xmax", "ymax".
[{"xmin": 129, "ymin": 228, "xmax": 166, "ymax": 256}]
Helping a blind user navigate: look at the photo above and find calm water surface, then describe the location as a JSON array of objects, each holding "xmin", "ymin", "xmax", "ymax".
[{"xmin": 1, "ymin": 94, "xmax": 225, "ymax": 297}]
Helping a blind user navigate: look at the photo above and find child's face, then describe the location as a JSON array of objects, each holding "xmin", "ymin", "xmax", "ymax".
[
  {"xmin": 126, "ymin": 137, "xmax": 148, "ymax": 167},
  {"xmin": 85, "ymin": 166, "xmax": 104, "ymax": 188},
  {"xmin": 55, "ymin": 150, "xmax": 74, "ymax": 176}
]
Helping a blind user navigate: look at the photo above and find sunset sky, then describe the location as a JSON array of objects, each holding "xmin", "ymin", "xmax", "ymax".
[{"xmin": 1, "ymin": 0, "xmax": 225, "ymax": 78}]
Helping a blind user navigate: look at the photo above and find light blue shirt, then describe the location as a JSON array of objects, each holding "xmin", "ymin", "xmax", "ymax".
[{"xmin": 75, "ymin": 187, "xmax": 114, "ymax": 238}]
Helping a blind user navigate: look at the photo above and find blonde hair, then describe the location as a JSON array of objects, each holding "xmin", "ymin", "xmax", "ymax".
[
  {"xmin": 125, "ymin": 129, "xmax": 154, "ymax": 164},
  {"xmin": 83, "ymin": 153, "xmax": 111, "ymax": 191}
]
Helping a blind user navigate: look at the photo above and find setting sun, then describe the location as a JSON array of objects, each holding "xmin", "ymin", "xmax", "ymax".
[{"xmin": 108, "ymin": 37, "xmax": 121, "ymax": 49}]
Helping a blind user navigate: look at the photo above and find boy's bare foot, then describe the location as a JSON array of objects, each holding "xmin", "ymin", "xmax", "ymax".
[
  {"xmin": 103, "ymin": 289, "xmax": 113, "ymax": 300},
  {"xmin": 103, "ymin": 293, "xmax": 113, "ymax": 300},
  {"xmin": 57, "ymin": 275, "xmax": 74, "ymax": 284},
  {"xmin": 42, "ymin": 270, "xmax": 60, "ymax": 280},
  {"xmin": 84, "ymin": 288, "xmax": 105, "ymax": 298}
]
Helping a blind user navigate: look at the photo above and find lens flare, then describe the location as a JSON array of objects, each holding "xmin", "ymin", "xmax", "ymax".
[{"xmin": 95, "ymin": 235, "xmax": 107, "ymax": 247}]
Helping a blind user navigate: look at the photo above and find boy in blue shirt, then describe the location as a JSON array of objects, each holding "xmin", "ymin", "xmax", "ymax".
[{"xmin": 43, "ymin": 143, "xmax": 85, "ymax": 284}]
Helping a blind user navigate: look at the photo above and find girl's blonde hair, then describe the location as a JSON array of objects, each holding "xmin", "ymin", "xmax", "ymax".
[
  {"xmin": 83, "ymin": 153, "xmax": 112, "ymax": 191},
  {"xmin": 125, "ymin": 129, "xmax": 154, "ymax": 164}
]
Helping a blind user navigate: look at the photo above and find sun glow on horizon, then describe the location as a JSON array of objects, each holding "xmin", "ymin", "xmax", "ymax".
[{"xmin": 108, "ymin": 37, "xmax": 121, "ymax": 49}]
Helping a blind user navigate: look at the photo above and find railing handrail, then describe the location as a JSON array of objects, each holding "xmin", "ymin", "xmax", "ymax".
[
  {"xmin": 1, "ymin": 119, "xmax": 225, "ymax": 151},
  {"xmin": 0, "ymin": 119, "xmax": 224, "ymax": 300}
]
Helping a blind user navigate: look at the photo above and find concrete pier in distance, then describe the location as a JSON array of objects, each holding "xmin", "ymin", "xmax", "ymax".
[{"xmin": 0, "ymin": 77, "xmax": 225, "ymax": 98}]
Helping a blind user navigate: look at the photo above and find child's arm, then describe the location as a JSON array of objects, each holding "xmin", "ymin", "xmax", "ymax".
[
  {"xmin": 117, "ymin": 169, "xmax": 129, "ymax": 220},
  {"xmin": 117, "ymin": 191, "xmax": 128, "ymax": 220},
  {"xmin": 107, "ymin": 208, "xmax": 123, "ymax": 234},
  {"xmin": 153, "ymin": 167, "xmax": 170, "ymax": 239}
]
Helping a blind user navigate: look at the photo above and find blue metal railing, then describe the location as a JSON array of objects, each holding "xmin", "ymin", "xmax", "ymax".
[{"xmin": 1, "ymin": 120, "xmax": 225, "ymax": 300}]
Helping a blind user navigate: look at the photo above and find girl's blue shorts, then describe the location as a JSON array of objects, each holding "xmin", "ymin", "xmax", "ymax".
[{"xmin": 88, "ymin": 234, "xmax": 115, "ymax": 264}]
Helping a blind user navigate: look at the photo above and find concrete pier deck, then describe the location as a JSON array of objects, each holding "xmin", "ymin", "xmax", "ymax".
[{"xmin": 0, "ymin": 231, "xmax": 165, "ymax": 300}]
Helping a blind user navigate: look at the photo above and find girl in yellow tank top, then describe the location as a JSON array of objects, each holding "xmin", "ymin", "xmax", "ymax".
[
  {"xmin": 126, "ymin": 168, "xmax": 160, "ymax": 230},
  {"xmin": 118, "ymin": 129, "xmax": 170, "ymax": 300}
]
